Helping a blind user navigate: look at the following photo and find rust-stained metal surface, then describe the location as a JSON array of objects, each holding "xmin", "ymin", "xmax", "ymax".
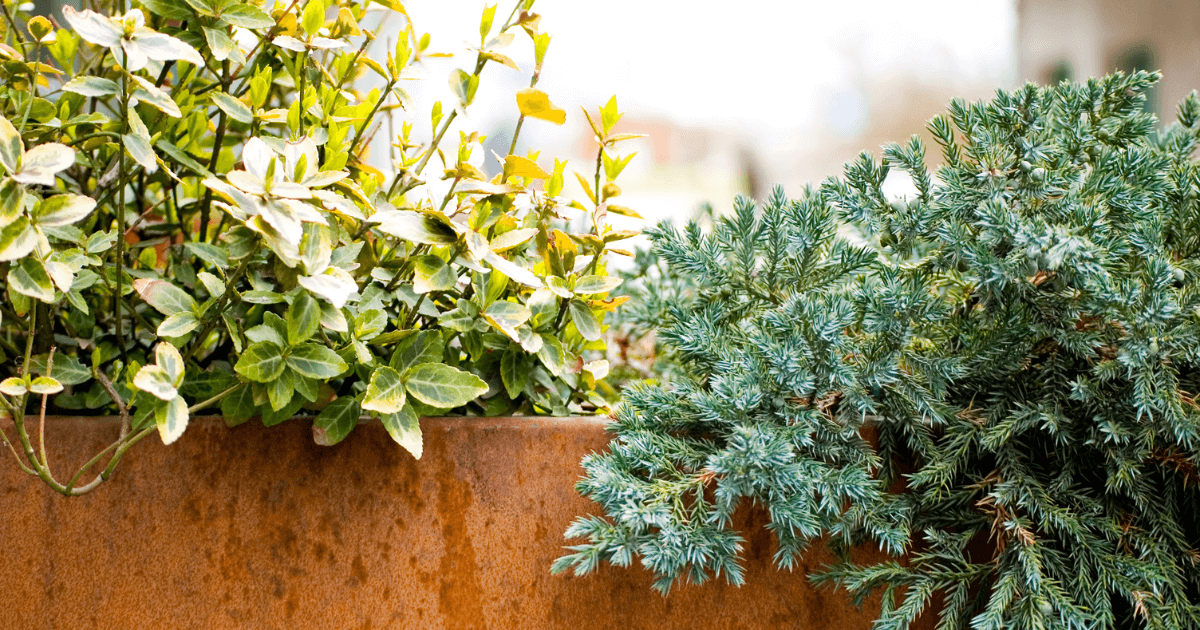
[{"xmin": 0, "ymin": 416, "xmax": 917, "ymax": 629}]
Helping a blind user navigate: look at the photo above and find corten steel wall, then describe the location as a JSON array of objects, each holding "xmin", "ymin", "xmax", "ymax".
[{"xmin": 1, "ymin": 416, "xmax": 916, "ymax": 629}]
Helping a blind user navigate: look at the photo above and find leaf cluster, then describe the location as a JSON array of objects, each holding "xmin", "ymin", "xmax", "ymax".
[{"xmin": 0, "ymin": 0, "xmax": 639, "ymax": 495}]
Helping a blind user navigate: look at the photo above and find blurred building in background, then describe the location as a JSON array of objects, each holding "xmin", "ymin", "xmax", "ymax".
[
  {"xmin": 374, "ymin": 1, "xmax": 1200, "ymax": 225},
  {"xmin": 1017, "ymin": 0, "xmax": 1200, "ymax": 123}
]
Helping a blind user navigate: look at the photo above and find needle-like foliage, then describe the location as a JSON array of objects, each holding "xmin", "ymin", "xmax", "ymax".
[{"xmin": 557, "ymin": 71, "xmax": 1200, "ymax": 630}]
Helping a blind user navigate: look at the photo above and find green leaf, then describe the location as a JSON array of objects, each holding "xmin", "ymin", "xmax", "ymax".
[
  {"xmin": 267, "ymin": 367, "xmax": 296, "ymax": 411},
  {"xmin": 573, "ymin": 275, "xmax": 623, "ymax": 295},
  {"xmin": 157, "ymin": 312, "xmax": 201, "ymax": 337},
  {"xmin": 354, "ymin": 308, "xmax": 387, "ymax": 340},
  {"xmin": 537, "ymin": 333, "xmax": 565, "ymax": 376},
  {"xmin": 134, "ymin": 365, "xmax": 178, "ymax": 401},
  {"xmin": 363, "ymin": 366, "xmax": 406, "ymax": 413},
  {"xmin": 124, "ymin": 134, "xmax": 157, "ymax": 171},
  {"xmin": 484, "ymin": 300, "xmax": 531, "ymax": 341},
  {"xmin": 211, "ymin": 91, "xmax": 253, "ymax": 124},
  {"xmin": 389, "ymin": 330, "xmax": 444, "ymax": 373},
  {"xmin": 569, "ymin": 299, "xmax": 602, "ymax": 341},
  {"xmin": 380, "ymin": 403, "xmax": 422, "ymax": 459},
  {"xmin": 286, "ymin": 343, "xmax": 348, "ymax": 379},
  {"xmin": 235, "ymin": 342, "xmax": 285, "ymax": 383},
  {"xmin": 29, "ymin": 353, "xmax": 91, "ymax": 386},
  {"xmin": 133, "ymin": 278, "xmax": 199, "ymax": 316},
  {"xmin": 287, "ymin": 291, "xmax": 320, "ymax": 345},
  {"xmin": 203, "ymin": 27, "xmax": 236, "ymax": 62},
  {"xmin": 141, "ymin": 0, "xmax": 194, "ymax": 19},
  {"xmin": 29, "ymin": 376, "xmax": 63, "ymax": 395},
  {"xmin": 449, "ymin": 69, "xmax": 480, "ymax": 109},
  {"xmin": 220, "ymin": 384, "xmax": 257, "ymax": 427},
  {"xmin": 219, "ymin": 4, "xmax": 276, "ymax": 28},
  {"xmin": 401, "ymin": 363, "xmax": 488, "ymax": 409},
  {"xmin": 262, "ymin": 395, "xmax": 305, "ymax": 427},
  {"xmin": 184, "ymin": 242, "xmax": 229, "ymax": 269},
  {"xmin": 313, "ymin": 396, "xmax": 360, "ymax": 446},
  {"xmin": 61, "ymin": 76, "xmax": 120, "ymax": 97},
  {"xmin": 500, "ymin": 350, "xmax": 528, "ymax": 399},
  {"xmin": 302, "ymin": 0, "xmax": 325, "ymax": 37},
  {"xmin": 9, "ymin": 258, "xmax": 55, "ymax": 303},
  {"xmin": 155, "ymin": 396, "xmax": 189, "ymax": 445},
  {"xmin": 413, "ymin": 254, "xmax": 456, "ymax": 294}
]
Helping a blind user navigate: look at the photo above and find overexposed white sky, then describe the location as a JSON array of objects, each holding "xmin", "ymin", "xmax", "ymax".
[{"xmin": 399, "ymin": 0, "xmax": 1017, "ymax": 137}]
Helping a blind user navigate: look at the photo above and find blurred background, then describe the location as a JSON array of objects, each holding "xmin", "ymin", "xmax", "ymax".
[{"xmin": 384, "ymin": 0, "xmax": 1200, "ymax": 224}]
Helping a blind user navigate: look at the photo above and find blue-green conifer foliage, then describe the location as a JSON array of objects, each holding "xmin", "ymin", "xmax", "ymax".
[{"xmin": 556, "ymin": 72, "xmax": 1200, "ymax": 629}]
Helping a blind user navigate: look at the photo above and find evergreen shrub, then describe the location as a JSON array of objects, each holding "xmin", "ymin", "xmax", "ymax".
[
  {"xmin": 0, "ymin": 0, "xmax": 638, "ymax": 495},
  {"xmin": 558, "ymin": 72, "xmax": 1200, "ymax": 629}
]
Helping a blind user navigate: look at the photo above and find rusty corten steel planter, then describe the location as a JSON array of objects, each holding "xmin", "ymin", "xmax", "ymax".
[{"xmin": 0, "ymin": 415, "xmax": 918, "ymax": 629}]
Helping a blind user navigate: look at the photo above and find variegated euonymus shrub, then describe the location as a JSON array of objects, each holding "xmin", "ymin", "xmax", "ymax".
[{"xmin": 0, "ymin": 0, "xmax": 639, "ymax": 496}]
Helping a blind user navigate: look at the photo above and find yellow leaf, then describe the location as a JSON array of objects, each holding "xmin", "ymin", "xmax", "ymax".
[
  {"xmin": 504, "ymin": 155, "xmax": 549, "ymax": 180},
  {"xmin": 607, "ymin": 204, "xmax": 643, "ymax": 219},
  {"xmin": 515, "ymin": 88, "xmax": 565, "ymax": 125},
  {"xmin": 482, "ymin": 50, "xmax": 519, "ymax": 70}
]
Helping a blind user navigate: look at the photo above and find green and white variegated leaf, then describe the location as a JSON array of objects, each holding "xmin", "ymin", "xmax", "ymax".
[
  {"xmin": 287, "ymin": 291, "xmax": 320, "ymax": 344},
  {"xmin": 29, "ymin": 376, "xmax": 63, "ymax": 395},
  {"xmin": 573, "ymin": 275, "xmax": 623, "ymax": 295},
  {"xmin": 34, "ymin": 194, "xmax": 96, "ymax": 227},
  {"xmin": 537, "ymin": 333, "xmax": 566, "ymax": 377},
  {"xmin": 489, "ymin": 228, "xmax": 538, "ymax": 252},
  {"xmin": 362, "ymin": 366, "xmax": 406, "ymax": 414},
  {"xmin": 371, "ymin": 209, "xmax": 457, "ymax": 245},
  {"xmin": 158, "ymin": 312, "xmax": 200, "ymax": 337},
  {"xmin": 9, "ymin": 257, "xmax": 55, "ymax": 302},
  {"xmin": 220, "ymin": 4, "xmax": 275, "ymax": 28},
  {"xmin": 286, "ymin": 343, "xmax": 348, "ymax": 379},
  {"xmin": 235, "ymin": 341, "xmax": 285, "ymax": 383},
  {"xmin": 298, "ymin": 267, "xmax": 358, "ymax": 309},
  {"xmin": 569, "ymin": 299, "xmax": 602, "ymax": 342},
  {"xmin": 131, "ymin": 76, "xmax": 183, "ymax": 117},
  {"xmin": 0, "ymin": 178, "xmax": 23, "ymax": 226},
  {"xmin": 131, "ymin": 27, "xmax": 205, "ymax": 67},
  {"xmin": 484, "ymin": 300, "xmax": 531, "ymax": 342},
  {"xmin": 0, "ymin": 216, "xmax": 37, "ymax": 261},
  {"xmin": 401, "ymin": 363, "xmax": 488, "ymax": 409},
  {"xmin": 45, "ymin": 260, "xmax": 74, "ymax": 293},
  {"xmin": 155, "ymin": 396, "xmax": 189, "ymax": 445},
  {"xmin": 380, "ymin": 403, "xmax": 422, "ymax": 459},
  {"xmin": 123, "ymin": 133, "xmax": 158, "ymax": 173},
  {"xmin": 134, "ymin": 365, "xmax": 178, "ymax": 401},
  {"xmin": 0, "ymin": 376, "xmax": 27, "ymax": 396},
  {"xmin": 13, "ymin": 143, "xmax": 76, "ymax": 187},
  {"xmin": 211, "ymin": 90, "xmax": 253, "ymax": 123},
  {"xmin": 0, "ymin": 114, "xmax": 24, "ymax": 173},
  {"xmin": 132, "ymin": 278, "xmax": 199, "ymax": 316},
  {"xmin": 197, "ymin": 271, "xmax": 225, "ymax": 297},
  {"xmin": 61, "ymin": 6, "xmax": 122, "ymax": 48},
  {"xmin": 61, "ymin": 76, "xmax": 120, "ymax": 97},
  {"xmin": 413, "ymin": 254, "xmax": 456, "ymax": 294},
  {"xmin": 313, "ymin": 396, "xmax": 360, "ymax": 446},
  {"xmin": 156, "ymin": 342, "xmax": 185, "ymax": 384},
  {"xmin": 203, "ymin": 27, "xmax": 236, "ymax": 62},
  {"xmin": 485, "ymin": 250, "xmax": 541, "ymax": 288},
  {"xmin": 319, "ymin": 300, "xmax": 349, "ymax": 333},
  {"xmin": 354, "ymin": 309, "xmax": 387, "ymax": 340}
]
